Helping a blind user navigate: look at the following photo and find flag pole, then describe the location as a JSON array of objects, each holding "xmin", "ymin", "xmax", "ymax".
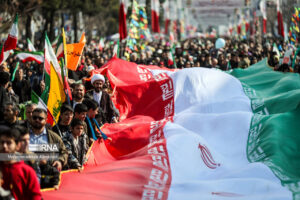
[
  {"xmin": 62, "ymin": 28, "xmax": 68, "ymax": 75},
  {"xmin": 59, "ymin": 57, "xmax": 71, "ymax": 106}
]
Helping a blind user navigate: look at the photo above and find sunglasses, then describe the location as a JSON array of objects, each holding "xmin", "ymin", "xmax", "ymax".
[{"xmin": 32, "ymin": 116, "xmax": 45, "ymax": 121}]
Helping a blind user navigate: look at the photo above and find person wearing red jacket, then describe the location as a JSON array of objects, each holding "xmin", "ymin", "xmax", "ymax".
[{"xmin": 0, "ymin": 126, "xmax": 42, "ymax": 200}]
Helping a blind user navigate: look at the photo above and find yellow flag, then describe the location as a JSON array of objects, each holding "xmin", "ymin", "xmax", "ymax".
[
  {"xmin": 62, "ymin": 28, "xmax": 68, "ymax": 67},
  {"xmin": 47, "ymin": 62, "xmax": 66, "ymax": 126}
]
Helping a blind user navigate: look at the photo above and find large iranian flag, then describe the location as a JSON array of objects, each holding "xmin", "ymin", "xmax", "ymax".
[{"xmin": 43, "ymin": 58, "xmax": 300, "ymax": 200}]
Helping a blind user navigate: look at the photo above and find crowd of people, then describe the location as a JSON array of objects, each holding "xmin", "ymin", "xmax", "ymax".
[{"xmin": 0, "ymin": 35, "xmax": 299, "ymax": 199}]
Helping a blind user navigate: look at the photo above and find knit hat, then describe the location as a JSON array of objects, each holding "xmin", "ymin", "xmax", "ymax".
[{"xmin": 91, "ymin": 74, "xmax": 105, "ymax": 84}]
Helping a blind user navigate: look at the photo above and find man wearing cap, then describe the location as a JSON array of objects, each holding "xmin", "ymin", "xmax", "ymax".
[{"xmin": 85, "ymin": 74, "xmax": 118, "ymax": 125}]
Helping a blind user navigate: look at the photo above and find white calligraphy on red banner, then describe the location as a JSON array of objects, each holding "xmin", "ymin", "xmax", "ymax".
[
  {"xmin": 142, "ymin": 119, "xmax": 171, "ymax": 200},
  {"xmin": 160, "ymin": 80, "xmax": 173, "ymax": 101},
  {"xmin": 137, "ymin": 65, "xmax": 152, "ymax": 81}
]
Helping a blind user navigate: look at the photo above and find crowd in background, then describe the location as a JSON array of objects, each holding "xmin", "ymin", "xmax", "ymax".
[
  {"xmin": 0, "ymin": 35, "xmax": 300, "ymax": 200},
  {"xmin": 1, "ymin": 36, "xmax": 300, "ymax": 104}
]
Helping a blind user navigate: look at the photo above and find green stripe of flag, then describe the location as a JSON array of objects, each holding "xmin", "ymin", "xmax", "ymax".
[
  {"xmin": 230, "ymin": 58, "xmax": 300, "ymax": 199},
  {"xmin": 14, "ymin": 50, "xmax": 44, "ymax": 56},
  {"xmin": 31, "ymin": 90, "xmax": 48, "ymax": 110}
]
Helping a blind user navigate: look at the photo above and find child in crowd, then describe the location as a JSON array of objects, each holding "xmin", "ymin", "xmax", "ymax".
[
  {"xmin": 63, "ymin": 118, "xmax": 89, "ymax": 170},
  {"xmin": 74, "ymin": 103, "xmax": 88, "ymax": 134},
  {"xmin": 15, "ymin": 125, "xmax": 41, "ymax": 183},
  {"xmin": 0, "ymin": 126, "xmax": 42, "ymax": 200}
]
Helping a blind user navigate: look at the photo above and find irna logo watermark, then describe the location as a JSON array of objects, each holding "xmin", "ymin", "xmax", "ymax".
[{"xmin": 29, "ymin": 144, "xmax": 59, "ymax": 152}]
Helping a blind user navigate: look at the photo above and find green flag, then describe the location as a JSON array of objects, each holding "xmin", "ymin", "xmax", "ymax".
[{"xmin": 11, "ymin": 62, "xmax": 19, "ymax": 82}]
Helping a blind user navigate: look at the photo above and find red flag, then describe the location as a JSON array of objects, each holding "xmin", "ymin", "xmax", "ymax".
[
  {"xmin": 119, "ymin": 0, "xmax": 127, "ymax": 41},
  {"xmin": 151, "ymin": 0, "xmax": 160, "ymax": 33},
  {"xmin": 237, "ymin": 25, "xmax": 241, "ymax": 35},
  {"xmin": 263, "ymin": 19, "xmax": 267, "ymax": 34},
  {"xmin": 277, "ymin": 0, "xmax": 284, "ymax": 38},
  {"xmin": 245, "ymin": 22, "xmax": 250, "ymax": 32}
]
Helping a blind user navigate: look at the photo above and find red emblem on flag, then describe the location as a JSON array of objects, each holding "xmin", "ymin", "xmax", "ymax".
[{"xmin": 198, "ymin": 143, "xmax": 220, "ymax": 169}]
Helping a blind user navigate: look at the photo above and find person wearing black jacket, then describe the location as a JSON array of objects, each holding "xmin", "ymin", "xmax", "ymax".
[
  {"xmin": 0, "ymin": 72, "xmax": 10, "ymax": 121},
  {"xmin": 12, "ymin": 68, "xmax": 31, "ymax": 103}
]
